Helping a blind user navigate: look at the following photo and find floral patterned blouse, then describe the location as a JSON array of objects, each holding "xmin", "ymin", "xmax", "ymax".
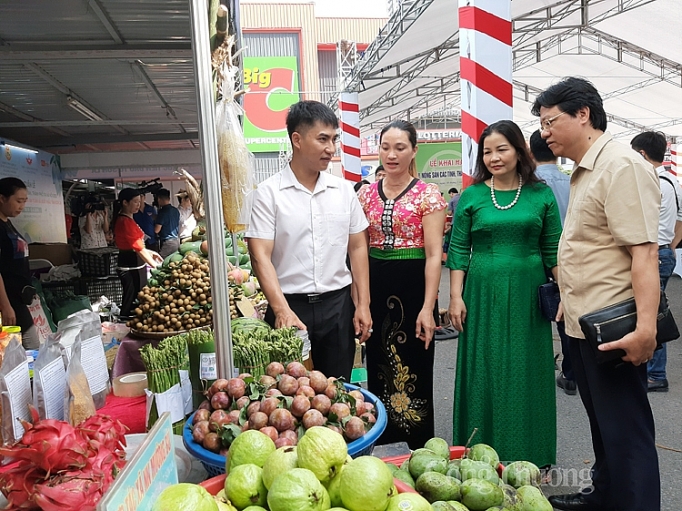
[{"xmin": 358, "ymin": 179, "xmax": 446, "ymax": 250}]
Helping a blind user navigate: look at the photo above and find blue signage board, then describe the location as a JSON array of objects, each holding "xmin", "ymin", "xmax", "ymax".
[{"xmin": 98, "ymin": 412, "xmax": 178, "ymax": 511}]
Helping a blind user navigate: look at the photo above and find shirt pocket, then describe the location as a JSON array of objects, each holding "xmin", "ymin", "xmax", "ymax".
[{"xmin": 326, "ymin": 213, "xmax": 350, "ymax": 246}]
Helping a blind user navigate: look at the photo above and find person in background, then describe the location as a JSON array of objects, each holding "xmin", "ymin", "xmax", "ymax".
[
  {"xmin": 529, "ymin": 130, "xmax": 575, "ymax": 396},
  {"xmin": 133, "ymin": 193, "xmax": 157, "ymax": 251},
  {"xmin": 177, "ymin": 189, "xmax": 197, "ymax": 243},
  {"xmin": 533, "ymin": 77, "xmax": 660, "ymax": 511},
  {"xmin": 247, "ymin": 100, "xmax": 372, "ymax": 381},
  {"xmin": 374, "ymin": 165, "xmax": 387, "ymax": 181},
  {"xmin": 358, "ymin": 120, "xmax": 446, "ymax": 449},
  {"xmin": 154, "ymin": 188, "xmax": 180, "ymax": 258},
  {"xmin": 353, "ymin": 179, "xmax": 370, "ymax": 195},
  {"xmin": 447, "ymin": 187, "xmax": 460, "ymax": 216},
  {"xmin": 78, "ymin": 198, "xmax": 109, "ymax": 249},
  {"xmin": 631, "ymin": 130, "xmax": 682, "ymax": 393},
  {"xmin": 0, "ymin": 178, "xmax": 40, "ymax": 349},
  {"xmin": 113, "ymin": 188, "xmax": 163, "ymax": 318},
  {"xmin": 447, "ymin": 120, "xmax": 561, "ymax": 467}
]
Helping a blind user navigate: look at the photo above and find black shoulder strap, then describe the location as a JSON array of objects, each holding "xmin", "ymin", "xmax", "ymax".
[{"xmin": 658, "ymin": 174, "xmax": 680, "ymax": 213}]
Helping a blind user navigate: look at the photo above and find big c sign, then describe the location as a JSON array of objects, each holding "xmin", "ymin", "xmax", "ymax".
[{"xmin": 243, "ymin": 56, "xmax": 301, "ymax": 153}]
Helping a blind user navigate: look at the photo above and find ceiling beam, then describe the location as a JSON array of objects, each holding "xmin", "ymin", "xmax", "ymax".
[
  {"xmin": 88, "ymin": 0, "xmax": 124, "ymax": 44},
  {"xmin": 0, "ymin": 101, "xmax": 70, "ymax": 136},
  {"xmin": 0, "ymin": 120, "xmax": 197, "ymax": 128},
  {"xmin": 30, "ymin": 131, "xmax": 199, "ymax": 148},
  {"xmin": 0, "ymin": 44, "xmax": 192, "ymax": 61}
]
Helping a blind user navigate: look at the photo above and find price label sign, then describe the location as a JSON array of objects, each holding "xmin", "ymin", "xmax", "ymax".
[{"xmin": 98, "ymin": 412, "xmax": 178, "ymax": 511}]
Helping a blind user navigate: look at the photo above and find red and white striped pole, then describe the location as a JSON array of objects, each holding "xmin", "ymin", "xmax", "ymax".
[
  {"xmin": 339, "ymin": 92, "xmax": 361, "ymax": 182},
  {"xmin": 670, "ymin": 143, "xmax": 678, "ymax": 177},
  {"xmin": 458, "ymin": 0, "xmax": 513, "ymax": 189}
]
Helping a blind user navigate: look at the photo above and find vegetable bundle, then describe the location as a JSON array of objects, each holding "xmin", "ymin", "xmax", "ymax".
[
  {"xmin": 141, "ymin": 334, "xmax": 190, "ymax": 434},
  {"xmin": 232, "ymin": 326, "xmax": 303, "ymax": 379},
  {"xmin": 0, "ymin": 406, "xmax": 127, "ymax": 511}
]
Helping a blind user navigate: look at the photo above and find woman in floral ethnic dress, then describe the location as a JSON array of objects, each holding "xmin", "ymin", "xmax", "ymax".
[{"xmin": 358, "ymin": 120, "xmax": 446, "ymax": 448}]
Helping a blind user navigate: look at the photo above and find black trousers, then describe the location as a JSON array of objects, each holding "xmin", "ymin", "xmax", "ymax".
[
  {"xmin": 117, "ymin": 250, "xmax": 147, "ymax": 318},
  {"xmin": 265, "ymin": 286, "xmax": 355, "ymax": 381},
  {"xmin": 568, "ymin": 336, "xmax": 660, "ymax": 511}
]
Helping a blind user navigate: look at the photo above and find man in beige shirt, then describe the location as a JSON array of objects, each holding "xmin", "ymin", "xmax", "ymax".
[{"xmin": 533, "ymin": 77, "xmax": 660, "ymax": 511}]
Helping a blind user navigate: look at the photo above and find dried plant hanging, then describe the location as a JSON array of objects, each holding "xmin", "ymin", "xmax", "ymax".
[{"xmin": 212, "ymin": 35, "xmax": 254, "ymax": 234}]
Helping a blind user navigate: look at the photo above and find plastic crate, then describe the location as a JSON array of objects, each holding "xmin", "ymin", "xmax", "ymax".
[
  {"xmin": 183, "ymin": 383, "xmax": 388, "ymax": 477},
  {"xmin": 40, "ymin": 279, "xmax": 82, "ymax": 296},
  {"xmin": 81, "ymin": 276, "xmax": 123, "ymax": 305},
  {"xmin": 77, "ymin": 248, "xmax": 119, "ymax": 277}
]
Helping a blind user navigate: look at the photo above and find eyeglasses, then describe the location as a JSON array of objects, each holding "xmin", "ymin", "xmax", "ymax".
[{"xmin": 539, "ymin": 111, "xmax": 566, "ymax": 131}]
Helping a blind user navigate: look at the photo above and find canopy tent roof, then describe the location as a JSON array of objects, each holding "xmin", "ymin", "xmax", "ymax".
[{"xmin": 333, "ymin": 0, "xmax": 682, "ymax": 141}]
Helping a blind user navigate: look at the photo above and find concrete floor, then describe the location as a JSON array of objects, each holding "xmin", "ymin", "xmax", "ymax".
[{"xmin": 433, "ymin": 268, "xmax": 682, "ymax": 511}]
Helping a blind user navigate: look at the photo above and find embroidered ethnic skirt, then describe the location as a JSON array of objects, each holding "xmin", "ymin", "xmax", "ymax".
[{"xmin": 366, "ymin": 256, "xmax": 437, "ymax": 449}]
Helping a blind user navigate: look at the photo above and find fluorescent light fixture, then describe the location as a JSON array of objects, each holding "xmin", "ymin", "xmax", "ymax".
[
  {"xmin": 0, "ymin": 140, "xmax": 38, "ymax": 154},
  {"xmin": 67, "ymin": 96, "xmax": 103, "ymax": 121}
]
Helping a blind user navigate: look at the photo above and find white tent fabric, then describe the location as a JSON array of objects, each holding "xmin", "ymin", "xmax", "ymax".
[{"xmin": 339, "ymin": 0, "xmax": 682, "ymax": 141}]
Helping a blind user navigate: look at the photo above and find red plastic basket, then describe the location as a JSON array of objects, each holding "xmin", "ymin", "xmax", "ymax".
[{"xmin": 381, "ymin": 445, "xmax": 505, "ymax": 494}]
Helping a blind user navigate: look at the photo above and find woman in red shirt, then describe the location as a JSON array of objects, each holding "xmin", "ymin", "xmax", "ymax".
[{"xmin": 113, "ymin": 188, "xmax": 163, "ymax": 317}]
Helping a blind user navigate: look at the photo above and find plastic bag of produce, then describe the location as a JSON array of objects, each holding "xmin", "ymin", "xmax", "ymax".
[
  {"xmin": 33, "ymin": 333, "xmax": 67, "ymax": 421},
  {"xmin": 0, "ymin": 338, "xmax": 32, "ymax": 444},
  {"xmin": 216, "ymin": 59, "xmax": 255, "ymax": 233},
  {"xmin": 56, "ymin": 309, "xmax": 110, "ymax": 409},
  {"xmin": 186, "ymin": 329, "xmax": 216, "ymax": 408},
  {"xmin": 64, "ymin": 332, "xmax": 97, "ymax": 426}
]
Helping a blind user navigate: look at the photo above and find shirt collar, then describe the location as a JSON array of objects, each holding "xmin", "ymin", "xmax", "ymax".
[
  {"xmin": 280, "ymin": 164, "xmax": 338, "ymax": 194},
  {"xmin": 577, "ymin": 132, "xmax": 612, "ymax": 172},
  {"xmin": 656, "ymin": 165, "xmax": 667, "ymax": 175}
]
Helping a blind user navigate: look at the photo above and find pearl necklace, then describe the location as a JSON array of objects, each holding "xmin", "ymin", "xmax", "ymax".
[{"xmin": 490, "ymin": 174, "xmax": 523, "ymax": 210}]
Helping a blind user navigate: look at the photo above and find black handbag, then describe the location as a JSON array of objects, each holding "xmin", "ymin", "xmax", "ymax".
[
  {"xmin": 578, "ymin": 291, "xmax": 680, "ymax": 364},
  {"xmin": 538, "ymin": 281, "xmax": 561, "ymax": 322}
]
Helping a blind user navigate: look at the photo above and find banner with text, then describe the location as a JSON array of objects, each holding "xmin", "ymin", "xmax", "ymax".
[
  {"xmin": 243, "ymin": 56, "xmax": 300, "ymax": 153},
  {"xmin": 415, "ymin": 142, "xmax": 463, "ymax": 195},
  {"xmin": 0, "ymin": 141, "xmax": 66, "ymax": 243}
]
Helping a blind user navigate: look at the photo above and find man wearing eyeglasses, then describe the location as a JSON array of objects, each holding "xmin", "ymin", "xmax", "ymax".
[{"xmin": 532, "ymin": 77, "xmax": 660, "ymax": 511}]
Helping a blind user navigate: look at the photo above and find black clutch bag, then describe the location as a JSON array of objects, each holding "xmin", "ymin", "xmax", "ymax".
[
  {"xmin": 538, "ymin": 281, "xmax": 560, "ymax": 322},
  {"xmin": 578, "ymin": 291, "xmax": 680, "ymax": 364}
]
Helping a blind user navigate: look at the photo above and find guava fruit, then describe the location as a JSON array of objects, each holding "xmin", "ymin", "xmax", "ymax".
[
  {"xmin": 267, "ymin": 468, "xmax": 331, "ymax": 511},
  {"xmin": 386, "ymin": 462, "xmax": 400, "ymax": 474},
  {"xmin": 500, "ymin": 483, "xmax": 518, "ymax": 508},
  {"xmin": 225, "ymin": 463, "xmax": 267, "ymax": 509},
  {"xmin": 151, "ymin": 483, "xmax": 218, "ymax": 511},
  {"xmin": 213, "ymin": 489, "xmax": 238, "ymax": 511},
  {"xmin": 502, "ymin": 461, "xmax": 541, "ymax": 488},
  {"xmin": 328, "ymin": 508, "xmax": 350, "ymax": 511},
  {"xmin": 262, "ymin": 445, "xmax": 299, "ymax": 489},
  {"xmin": 431, "ymin": 502, "xmax": 456, "ymax": 511},
  {"xmin": 469, "ymin": 444, "xmax": 500, "ymax": 469},
  {"xmin": 409, "ymin": 449, "xmax": 448, "ymax": 479},
  {"xmin": 400, "ymin": 458, "xmax": 410, "ymax": 470},
  {"xmin": 461, "ymin": 458, "xmax": 499, "ymax": 484},
  {"xmin": 325, "ymin": 464, "xmax": 345, "ymax": 507},
  {"xmin": 340, "ymin": 455, "xmax": 394, "ymax": 511},
  {"xmin": 446, "ymin": 501, "xmax": 470, "ymax": 511},
  {"xmin": 226, "ymin": 430, "xmax": 276, "ymax": 473},
  {"xmin": 424, "ymin": 437, "xmax": 451, "ymax": 460},
  {"xmin": 297, "ymin": 426, "xmax": 348, "ymax": 483},
  {"xmin": 415, "ymin": 472, "xmax": 461, "ymax": 503},
  {"xmin": 242, "ymin": 507, "xmax": 268, "ymax": 511},
  {"xmin": 516, "ymin": 485, "xmax": 553, "ymax": 511},
  {"xmin": 385, "ymin": 492, "xmax": 433, "ymax": 511},
  {"xmin": 460, "ymin": 478, "xmax": 504, "ymax": 511},
  {"xmin": 445, "ymin": 459, "xmax": 461, "ymax": 480},
  {"xmin": 394, "ymin": 468, "xmax": 416, "ymax": 488}
]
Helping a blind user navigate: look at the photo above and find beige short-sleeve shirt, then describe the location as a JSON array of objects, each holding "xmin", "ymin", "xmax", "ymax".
[{"xmin": 558, "ymin": 133, "xmax": 660, "ymax": 338}]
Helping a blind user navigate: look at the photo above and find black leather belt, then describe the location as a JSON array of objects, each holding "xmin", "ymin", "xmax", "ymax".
[
  {"xmin": 659, "ymin": 244, "xmax": 671, "ymax": 250},
  {"xmin": 284, "ymin": 286, "xmax": 349, "ymax": 304}
]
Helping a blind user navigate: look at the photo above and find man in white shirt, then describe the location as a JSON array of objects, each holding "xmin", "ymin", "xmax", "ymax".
[
  {"xmin": 246, "ymin": 101, "xmax": 372, "ymax": 380},
  {"xmin": 631, "ymin": 131, "xmax": 682, "ymax": 392}
]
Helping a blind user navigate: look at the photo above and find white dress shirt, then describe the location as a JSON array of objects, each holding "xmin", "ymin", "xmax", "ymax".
[
  {"xmin": 178, "ymin": 205, "xmax": 197, "ymax": 239},
  {"xmin": 656, "ymin": 165, "xmax": 682, "ymax": 245},
  {"xmin": 246, "ymin": 165, "xmax": 369, "ymax": 294}
]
